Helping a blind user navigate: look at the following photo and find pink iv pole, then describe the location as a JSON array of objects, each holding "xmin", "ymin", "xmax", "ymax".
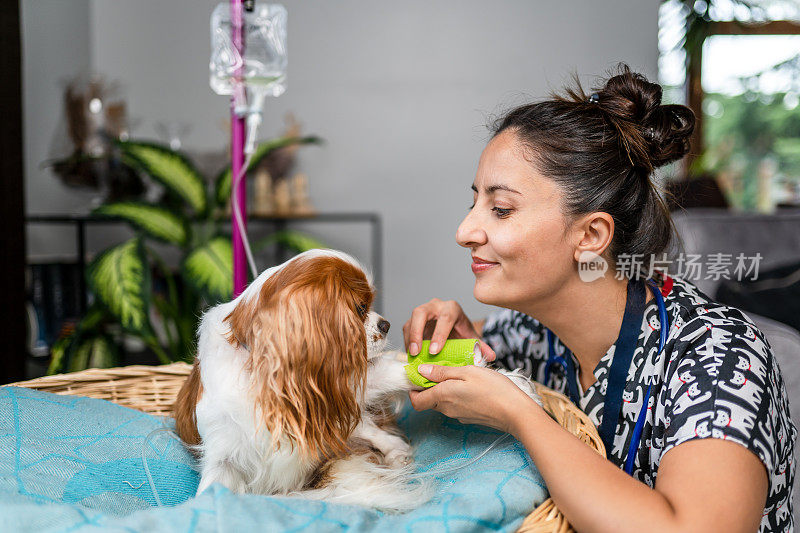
[{"xmin": 230, "ymin": 0, "xmax": 247, "ymax": 297}]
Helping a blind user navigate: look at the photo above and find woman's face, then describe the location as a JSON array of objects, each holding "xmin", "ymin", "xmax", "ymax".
[{"xmin": 456, "ymin": 129, "xmax": 578, "ymax": 310}]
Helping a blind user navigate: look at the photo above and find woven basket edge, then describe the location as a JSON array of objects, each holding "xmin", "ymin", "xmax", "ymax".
[{"xmin": 3, "ymin": 362, "xmax": 193, "ymax": 389}]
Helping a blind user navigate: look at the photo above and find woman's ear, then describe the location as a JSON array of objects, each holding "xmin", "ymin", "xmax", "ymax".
[
  {"xmin": 244, "ymin": 284, "xmax": 368, "ymax": 460},
  {"xmin": 572, "ymin": 211, "xmax": 615, "ymax": 262}
]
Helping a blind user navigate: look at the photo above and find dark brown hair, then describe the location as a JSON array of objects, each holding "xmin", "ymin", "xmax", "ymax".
[{"xmin": 492, "ymin": 63, "xmax": 695, "ymax": 269}]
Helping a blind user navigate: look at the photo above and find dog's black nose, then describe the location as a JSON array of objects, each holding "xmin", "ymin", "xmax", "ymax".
[{"xmin": 378, "ymin": 319, "xmax": 390, "ymax": 335}]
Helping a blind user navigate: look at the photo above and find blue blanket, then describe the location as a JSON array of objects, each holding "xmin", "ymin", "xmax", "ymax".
[{"xmin": 0, "ymin": 386, "xmax": 548, "ymax": 532}]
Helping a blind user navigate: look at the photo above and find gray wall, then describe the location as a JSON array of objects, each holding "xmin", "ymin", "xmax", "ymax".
[
  {"xmin": 22, "ymin": 0, "xmax": 95, "ymax": 260},
  {"xmin": 24, "ymin": 0, "xmax": 659, "ymax": 349}
]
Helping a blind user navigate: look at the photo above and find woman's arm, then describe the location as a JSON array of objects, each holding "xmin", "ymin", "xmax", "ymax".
[
  {"xmin": 410, "ymin": 364, "xmax": 767, "ymax": 533},
  {"xmin": 512, "ymin": 402, "xmax": 766, "ymax": 533}
]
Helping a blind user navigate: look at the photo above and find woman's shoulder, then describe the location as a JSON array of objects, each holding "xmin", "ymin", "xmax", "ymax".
[
  {"xmin": 658, "ymin": 273, "xmax": 772, "ymax": 354},
  {"xmin": 655, "ymin": 275, "xmax": 796, "ymax": 475},
  {"xmin": 659, "ymin": 274, "xmax": 780, "ymax": 403}
]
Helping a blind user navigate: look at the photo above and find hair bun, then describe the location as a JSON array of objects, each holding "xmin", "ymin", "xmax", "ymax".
[
  {"xmin": 595, "ymin": 64, "xmax": 696, "ymax": 171},
  {"xmin": 641, "ymin": 104, "xmax": 695, "ymax": 168}
]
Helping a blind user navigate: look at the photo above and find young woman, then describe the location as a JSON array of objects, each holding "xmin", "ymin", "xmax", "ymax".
[{"xmin": 403, "ymin": 64, "xmax": 796, "ymax": 532}]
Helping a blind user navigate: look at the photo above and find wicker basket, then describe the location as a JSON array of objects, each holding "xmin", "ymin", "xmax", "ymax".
[{"xmin": 6, "ymin": 363, "xmax": 605, "ymax": 532}]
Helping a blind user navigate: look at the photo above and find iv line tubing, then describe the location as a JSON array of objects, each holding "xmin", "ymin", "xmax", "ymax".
[
  {"xmin": 142, "ymin": 427, "xmax": 510, "ymax": 504},
  {"xmin": 230, "ymin": 150, "xmax": 258, "ymax": 280}
]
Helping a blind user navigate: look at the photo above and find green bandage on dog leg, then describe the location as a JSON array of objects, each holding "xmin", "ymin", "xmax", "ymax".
[{"xmin": 405, "ymin": 339, "xmax": 480, "ymax": 388}]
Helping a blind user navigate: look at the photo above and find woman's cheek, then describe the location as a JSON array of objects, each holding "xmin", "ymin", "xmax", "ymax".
[
  {"xmin": 496, "ymin": 226, "xmax": 539, "ymax": 272},
  {"xmin": 487, "ymin": 222, "xmax": 525, "ymax": 262}
]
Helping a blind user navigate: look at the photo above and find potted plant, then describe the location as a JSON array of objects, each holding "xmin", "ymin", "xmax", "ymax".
[{"xmin": 47, "ymin": 135, "xmax": 323, "ymax": 374}]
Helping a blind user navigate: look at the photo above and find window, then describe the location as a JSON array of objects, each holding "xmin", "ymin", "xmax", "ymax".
[{"xmin": 658, "ymin": 0, "xmax": 800, "ymax": 211}]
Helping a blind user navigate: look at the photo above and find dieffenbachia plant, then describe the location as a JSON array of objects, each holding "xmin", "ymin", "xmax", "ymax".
[{"xmin": 47, "ymin": 135, "xmax": 323, "ymax": 374}]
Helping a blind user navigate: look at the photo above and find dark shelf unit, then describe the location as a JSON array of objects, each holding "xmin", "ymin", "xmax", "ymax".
[{"xmin": 26, "ymin": 212, "xmax": 384, "ymax": 313}]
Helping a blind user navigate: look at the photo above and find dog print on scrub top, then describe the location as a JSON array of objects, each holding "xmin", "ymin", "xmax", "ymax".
[{"xmin": 482, "ymin": 272, "xmax": 796, "ymax": 533}]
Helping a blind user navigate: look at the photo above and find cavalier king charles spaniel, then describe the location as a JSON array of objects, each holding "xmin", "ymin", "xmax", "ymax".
[
  {"xmin": 173, "ymin": 249, "xmax": 427, "ymax": 511},
  {"xmin": 173, "ymin": 248, "xmax": 541, "ymax": 511}
]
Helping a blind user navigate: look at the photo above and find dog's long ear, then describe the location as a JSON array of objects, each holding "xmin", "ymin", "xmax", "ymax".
[
  {"xmin": 225, "ymin": 256, "xmax": 372, "ymax": 460},
  {"xmin": 173, "ymin": 360, "xmax": 203, "ymax": 449}
]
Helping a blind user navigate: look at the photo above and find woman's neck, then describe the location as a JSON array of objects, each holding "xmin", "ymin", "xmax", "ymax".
[{"xmin": 520, "ymin": 275, "xmax": 653, "ymax": 389}]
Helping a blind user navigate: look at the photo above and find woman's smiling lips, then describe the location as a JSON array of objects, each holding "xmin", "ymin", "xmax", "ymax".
[{"xmin": 471, "ymin": 256, "xmax": 499, "ymax": 273}]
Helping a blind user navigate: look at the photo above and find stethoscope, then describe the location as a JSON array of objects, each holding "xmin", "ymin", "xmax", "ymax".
[{"xmin": 543, "ymin": 277, "xmax": 669, "ymax": 476}]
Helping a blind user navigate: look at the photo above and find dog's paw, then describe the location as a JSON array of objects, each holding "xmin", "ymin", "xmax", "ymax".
[
  {"xmin": 385, "ymin": 448, "xmax": 414, "ymax": 468},
  {"xmin": 382, "ymin": 350, "xmax": 408, "ymax": 363}
]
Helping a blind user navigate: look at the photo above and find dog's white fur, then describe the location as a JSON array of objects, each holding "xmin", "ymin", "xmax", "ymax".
[{"xmin": 176, "ymin": 249, "xmax": 542, "ymax": 512}]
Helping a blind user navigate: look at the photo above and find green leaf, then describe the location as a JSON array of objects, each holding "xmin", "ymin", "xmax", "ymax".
[
  {"xmin": 78, "ymin": 305, "xmax": 109, "ymax": 332},
  {"xmin": 46, "ymin": 306, "xmax": 110, "ymax": 375},
  {"xmin": 254, "ymin": 230, "xmax": 327, "ymax": 254},
  {"xmin": 88, "ymin": 336, "xmax": 117, "ymax": 369},
  {"xmin": 93, "ymin": 202, "xmax": 189, "ymax": 246},
  {"xmin": 119, "ymin": 141, "xmax": 208, "ymax": 214},
  {"xmin": 69, "ymin": 335, "xmax": 117, "ymax": 372},
  {"xmin": 87, "ymin": 238, "xmax": 152, "ymax": 334},
  {"xmin": 214, "ymin": 135, "xmax": 323, "ymax": 207},
  {"xmin": 68, "ymin": 340, "xmax": 90, "ymax": 373},
  {"xmin": 47, "ymin": 333, "xmax": 74, "ymax": 375},
  {"xmin": 182, "ymin": 237, "xmax": 233, "ymax": 302}
]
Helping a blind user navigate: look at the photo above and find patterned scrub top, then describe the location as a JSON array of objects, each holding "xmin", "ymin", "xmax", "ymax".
[{"xmin": 482, "ymin": 273, "xmax": 797, "ymax": 532}]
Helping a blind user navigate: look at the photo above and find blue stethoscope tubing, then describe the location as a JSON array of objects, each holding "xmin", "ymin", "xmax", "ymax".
[{"xmin": 544, "ymin": 278, "xmax": 669, "ymax": 476}]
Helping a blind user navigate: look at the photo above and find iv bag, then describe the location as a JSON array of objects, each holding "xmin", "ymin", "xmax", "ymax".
[{"xmin": 210, "ymin": 3, "xmax": 287, "ymax": 97}]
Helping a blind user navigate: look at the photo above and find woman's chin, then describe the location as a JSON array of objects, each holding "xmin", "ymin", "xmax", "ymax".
[{"xmin": 473, "ymin": 281, "xmax": 502, "ymax": 306}]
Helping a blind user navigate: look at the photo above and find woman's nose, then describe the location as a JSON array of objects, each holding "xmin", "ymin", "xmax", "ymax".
[{"xmin": 456, "ymin": 209, "xmax": 487, "ymax": 248}]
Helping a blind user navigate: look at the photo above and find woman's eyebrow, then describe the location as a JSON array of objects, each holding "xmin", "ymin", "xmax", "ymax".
[{"xmin": 471, "ymin": 184, "xmax": 521, "ymax": 195}]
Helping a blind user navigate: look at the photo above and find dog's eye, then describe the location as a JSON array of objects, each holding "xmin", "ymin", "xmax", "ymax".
[{"xmin": 356, "ymin": 303, "xmax": 368, "ymax": 318}]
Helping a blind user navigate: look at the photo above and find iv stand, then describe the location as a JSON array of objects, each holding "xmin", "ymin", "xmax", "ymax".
[{"xmin": 230, "ymin": 0, "xmax": 248, "ymax": 297}]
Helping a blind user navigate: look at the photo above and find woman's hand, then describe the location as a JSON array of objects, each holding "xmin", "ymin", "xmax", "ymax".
[
  {"xmin": 407, "ymin": 364, "xmax": 541, "ymax": 434},
  {"xmin": 403, "ymin": 298, "xmax": 496, "ymax": 362}
]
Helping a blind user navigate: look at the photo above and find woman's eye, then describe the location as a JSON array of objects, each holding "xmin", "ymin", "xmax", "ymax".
[{"xmin": 492, "ymin": 207, "xmax": 512, "ymax": 218}]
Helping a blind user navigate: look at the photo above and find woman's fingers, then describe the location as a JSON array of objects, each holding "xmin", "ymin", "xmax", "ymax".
[
  {"xmin": 404, "ymin": 298, "xmax": 456, "ymax": 355},
  {"xmin": 428, "ymin": 304, "xmax": 460, "ymax": 354},
  {"xmin": 408, "ymin": 389, "xmax": 436, "ymax": 411},
  {"xmin": 404, "ymin": 298, "xmax": 487, "ymax": 357},
  {"xmin": 418, "ymin": 363, "xmax": 466, "ymax": 383},
  {"xmin": 408, "ymin": 364, "xmax": 469, "ymax": 411},
  {"xmin": 404, "ymin": 302, "xmax": 437, "ymax": 355}
]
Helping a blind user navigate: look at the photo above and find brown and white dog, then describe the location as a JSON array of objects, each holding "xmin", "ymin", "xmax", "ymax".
[{"xmin": 173, "ymin": 249, "xmax": 428, "ymax": 511}]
